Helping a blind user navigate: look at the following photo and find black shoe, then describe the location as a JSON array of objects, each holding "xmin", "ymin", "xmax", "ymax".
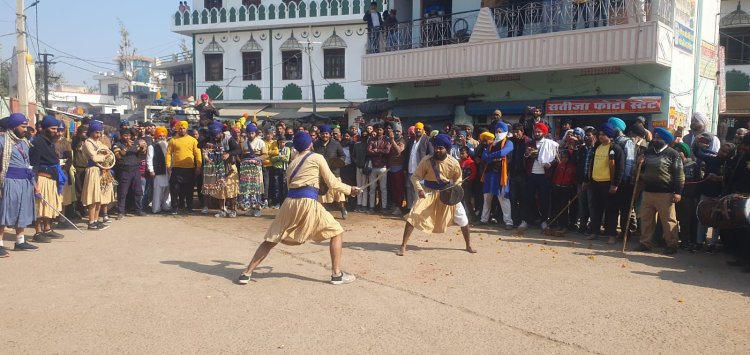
[
  {"xmin": 237, "ymin": 273, "xmax": 251, "ymax": 285},
  {"xmin": 662, "ymin": 247, "xmax": 678, "ymax": 255},
  {"xmin": 88, "ymin": 222, "xmax": 103, "ymax": 231},
  {"xmin": 116, "ymin": 213, "xmax": 125, "ymax": 220},
  {"xmin": 0, "ymin": 246, "xmax": 9, "ymax": 258},
  {"xmin": 95, "ymin": 222, "xmax": 110, "ymax": 231},
  {"xmin": 14, "ymin": 242, "xmax": 38, "ymax": 251},
  {"xmin": 632, "ymin": 244, "xmax": 650, "ymax": 252},
  {"xmin": 136, "ymin": 211, "xmax": 147, "ymax": 217},
  {"xmin": 32, "ymin": 233, "xmax": 51, "ymax": 243},
  {"xmin": 169, "ymin": 209, "xmax": 179, "ymax": 215},
  {"xmin": 43, "ymin": 230, "xmax": 64, "ymax": 239}
]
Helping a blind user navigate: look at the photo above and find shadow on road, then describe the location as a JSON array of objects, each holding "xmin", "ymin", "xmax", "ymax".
[
  {"xmin": 344, "ymin": 241, "xmax": 470, "ymax": 255},
  {"xmin": 160, "ymin": 259, "xmax": 323, "ymax": 284}
]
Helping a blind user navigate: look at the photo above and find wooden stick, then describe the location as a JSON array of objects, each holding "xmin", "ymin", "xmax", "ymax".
[
  {"xmin": 622, "ymin": 160, "xmax": 644, "ymax": 252},
  {"xmin": 543, "ymin": 188, "xmax": 584, "ymax": 233}
]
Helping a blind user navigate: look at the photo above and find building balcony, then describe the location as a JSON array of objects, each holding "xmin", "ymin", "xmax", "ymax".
[
  {"xmin": 172, "ymin": 0, "xmax": 385, "ymax": 34},
  {"xmin": 362, "ymin": 0, "xmax": 676, "ymax": 85}
]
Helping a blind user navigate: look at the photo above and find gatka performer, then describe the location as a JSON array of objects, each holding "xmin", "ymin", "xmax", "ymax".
[
  {"xmin": 238, "ymin": 132, "xmax": 362, "ymax": 285},
  {"xmin": 398, "ymin": 134, "xmax": 476, "ymax": 256}
]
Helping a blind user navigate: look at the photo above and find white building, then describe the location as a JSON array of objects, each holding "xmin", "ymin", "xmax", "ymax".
[{"xmin": 170, "ymin": 0, "xmax": 384, "ymax": 123}]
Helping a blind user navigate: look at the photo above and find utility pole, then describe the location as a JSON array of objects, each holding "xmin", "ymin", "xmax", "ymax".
[
  {"xmin": 40, "ymin": 52, "xmax": 53, "ymax": 109},
  {"xmin": 305, "ymin": 40, "xmax": 317, "ymax": 114},
  {"xmin": 16, "ymin": 0, "xmax": 29, "ymax": 118}
]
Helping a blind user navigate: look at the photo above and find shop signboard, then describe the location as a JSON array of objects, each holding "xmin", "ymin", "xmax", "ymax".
[
  {"xmin": 700, "ymin": 41, "xmax": 718, "ymax": 79},
  {"xmin": 675, "ymin": 22, "xmax": 695, "ymax": 54},
  {"xmin": 545, "ymin": 96, "xmax": 662, "ymax": 115}
]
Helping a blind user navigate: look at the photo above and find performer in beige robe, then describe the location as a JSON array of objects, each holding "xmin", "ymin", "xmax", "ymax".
[
  {"xmin": 399, "ymin": 134, "xmax": 475, "ymax": 256},
  {"xmin": 238, "ymin": 131, "xmax": 361, "ymax": 285},
  {"xmin": 79, "ymin": 120, "xmax": 111, "ymax": 231}
]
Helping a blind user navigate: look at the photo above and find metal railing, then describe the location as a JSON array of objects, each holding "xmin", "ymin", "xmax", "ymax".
[
  {"xmin": 493, "ymin": 0, "xmax": 673, "ymax": 38},
  {"xmin": 366, "ymin": 10, "xmax": 479, "ymax": 54},
  {"xmin": 365, "ymin": 0, "xmax": 673, "ymax": 54},
  {"xmin": 157, "ymin": 52, "xmax": 193, "ymax": 65}
]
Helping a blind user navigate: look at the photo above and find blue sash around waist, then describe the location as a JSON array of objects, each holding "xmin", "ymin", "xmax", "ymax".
[
  {"xmin": 40, "ymin": 164, "xmax": 68, "ymax": 194},
  {"xmin": 6, "ymin": 167, "xmax": 34, "ymax": 181},
  {"xmin": 287, "ymin": 186, "xmax": 319, "ymax": 200},
  {"xmin": 423, "ymin": 180, "xmax": 448, "ymax": 190}
]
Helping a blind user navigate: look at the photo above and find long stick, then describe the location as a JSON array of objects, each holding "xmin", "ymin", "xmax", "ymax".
[
  {"xmin": 357, "ymin": 168, "xmax": 390, "ymax": 190},
  {"xmin": 622, "ymin": 160, "xmax": 643, "ymax": 252},
  {"xmin": 38, "ymin": 196, "xmax": 84, "ymax": 234},
  {"xmin": 544, "ymin": 188, "xmax": 584, "ymax": 232}
]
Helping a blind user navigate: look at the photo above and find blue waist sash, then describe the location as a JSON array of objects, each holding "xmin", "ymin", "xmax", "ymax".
[
  {"xmin": 287, "ymin": 186, "xmax": 319, "ymax": 200},
  {"xmin": 6, "ymin": 167, "xmax": 34, "ymax": 181},
  {"xmin": 423, "ymin": 180, "xmax": 447, "ymax": 190},
  {"xmin": 40, "ymin": 164, "xmax": 68, "ymax": 194}
]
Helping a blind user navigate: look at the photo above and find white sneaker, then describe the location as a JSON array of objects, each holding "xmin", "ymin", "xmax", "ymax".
[
  {"xmin": 214, "ymin": 210, "xmax": 227, "ymax": 218},
  {"xmin": 201, "ymin": 207, "xmax": 209, "ymax": 214},
  {"xmin": 330, "ymin": 271, "xmax": 356, "ymax": 285},
  {"xmin": 229, "ymin": 211, "xmax": 237, "ymax": 218},
  {"xmin": 517, "ymin": 221, "xmax": 528, "ymax": 232}
]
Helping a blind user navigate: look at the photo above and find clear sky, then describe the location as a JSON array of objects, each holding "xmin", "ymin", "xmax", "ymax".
[{"xmin": 0, "ymin": 0, "xmax": 184, "ymax": 86}]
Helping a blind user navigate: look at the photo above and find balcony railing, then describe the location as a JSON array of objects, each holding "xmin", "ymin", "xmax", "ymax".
[
  {"xmin": 366, "ymin": 10, "xmax": 479, "ymax": 54},
  {"xmin": 157, "ymin": 52, "xmax": 193, "ymax": 66},
  {"xmin": 366, "ymin": 0, "xmax": 673, "ymax": 54}
]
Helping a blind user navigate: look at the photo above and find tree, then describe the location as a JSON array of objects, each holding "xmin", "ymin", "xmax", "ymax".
[
  {"xmin": 179, "ymin": 38, "xmax": 190, "ymax": 57},
  {"xmin": 0, "ymin": 62, "xmax": 10, "ymax": 98},
  {"xmin": 117, "ymin": 18, "xmax": 137, "ymax": 112}
]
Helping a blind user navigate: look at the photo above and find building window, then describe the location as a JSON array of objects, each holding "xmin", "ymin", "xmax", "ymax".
[
  {"xmin": 324, "ymin": 48, "xmax": 345, "ymax": 79},
  {"xmin": 282, "ymin": 50, "xmax": 302, "ymax": 80},
  {"xmin": 242, "ymin": 52, "xmax": 262, "ymax": 81},
  {"xmin": 107, "ymin": 84, "xmax": 119, "ymax": 97},
  {"xmin": 205, "ymin": 53, "xmax": 223, "ymax": 81},
  {"xmin": 175, "ymin": 82, "xmax": 186, "ymax": 97},
  {"xmin": 722, "ymin": 35, "xmax": 750, "ymax": 65},
  {"xmin": 205, "ymin": 0, "xmax": 223, "ymax": 10}
]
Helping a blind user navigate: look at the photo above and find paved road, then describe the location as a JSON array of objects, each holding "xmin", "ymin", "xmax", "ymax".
[{"xmin": 1, "ymin": 211, "xmax": 749, "ymax": 354}]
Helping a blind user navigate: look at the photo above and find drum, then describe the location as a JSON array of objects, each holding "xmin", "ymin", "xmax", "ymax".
[{"xmin": 696, "ymin": 194, "xmax": 750, "ymax": 229}]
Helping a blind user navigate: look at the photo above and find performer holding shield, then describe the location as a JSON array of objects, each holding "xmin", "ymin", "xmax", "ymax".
[{"xmin": 398, "ymin": 134, "xmax": 475, "ymax": 256}]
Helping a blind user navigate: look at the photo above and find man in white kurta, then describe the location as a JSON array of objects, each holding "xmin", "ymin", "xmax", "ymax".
[{"xmin": 399, "ymin": 134, "xmax": 475, "ymax": 256}]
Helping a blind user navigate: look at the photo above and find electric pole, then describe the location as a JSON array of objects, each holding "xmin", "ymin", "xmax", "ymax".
[
  {"xmin": 16, "ymin": 0, "xmax": 29, "ymax": 118},
  {"xmin": 305, "ymin": 40, "xmax": 317, "ymax": 114},
  {"xmin": 40, "ymin": 52, "xmax": 53, "ymax": 108}
]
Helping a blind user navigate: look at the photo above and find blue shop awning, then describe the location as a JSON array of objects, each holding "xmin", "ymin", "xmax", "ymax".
[
  {"xmin": 391, "ymin": 103, "xmax": 454, "ymax": 118},
  {"xmin": 464, "ymin": 101, "xmax": 544, "ymax": 116}
]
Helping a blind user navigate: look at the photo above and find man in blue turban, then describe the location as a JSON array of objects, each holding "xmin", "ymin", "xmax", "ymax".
[
  {"xmin": 237, "ymin": 130, "xmax": 361, "ymax": 285},
  {"xmin": 479, "ymin": 120, "xmax": 514, "ymax": 228},
  {"xmin": 30, "ymin": 116, "xmax": 68, "ymax": 243},
  {"xmin": 0, "ymin": 113, "xmax": 38, "ymax": 255},
  {"xmin": 633, "ymin": 127, "xmax": 684, "ymax": 255},
  {"xmin": 607, "ymin": 117, "xmax": 638, "ymax": 241},
  {"xmin": 399, "ymin": 133, "xmax": 476, "ymax": 256}
]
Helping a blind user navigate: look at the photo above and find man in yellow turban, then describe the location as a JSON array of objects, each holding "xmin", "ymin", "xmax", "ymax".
[{"xmin": 405, "ymin": 121, "xmax": 434, "ymax": 210}]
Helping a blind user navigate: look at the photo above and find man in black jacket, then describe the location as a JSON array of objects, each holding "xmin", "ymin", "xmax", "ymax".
[
  {"xmin": 315, "ymin": 125, "xmax": 348, "ymax": 219},
  {"xmin": 633, "ymin": 128, "xmax": 685, "ymax": 255},
  {"xmin": 113, "ymin": 128, "xmax": 146, "ymax": 219},
  {"xmin": 584, "ymin": 123, "xmax": 625, "ymax": 243},
  {"xmin": 363, "ymin": 1, "xmax": 383, "ymax": 53}
]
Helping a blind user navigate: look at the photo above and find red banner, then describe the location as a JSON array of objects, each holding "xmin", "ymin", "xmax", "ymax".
[{"xmin": 545, "ymin": 96, "xmax": 662, "ymax": 115}]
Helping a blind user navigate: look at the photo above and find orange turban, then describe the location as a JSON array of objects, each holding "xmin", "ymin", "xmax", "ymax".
[
  {"xmin": 480, "ymin": 132, "xmax": 495, "ymax": 142},
  {"xmin": 155, "ymin": 127, "xmax": 168, "ymax": 138}
]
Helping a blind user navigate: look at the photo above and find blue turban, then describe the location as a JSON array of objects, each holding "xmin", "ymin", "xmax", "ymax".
[
  {"xmin": 4, "ymin": 113, "xmax": 28, "ymax": 129},
  {"xmin": 208, "ymin": 121, "xmax": 223, "ymax": 136},
  {"xmin": 41, "ymin": 115, "xmax": 60, "ymax": 129},
  {"xmin": 600, "ymin": 123, "xmax": 617, "ymax": 139},
  {"xmin": 88, "ymin": 120, "xmax": 104, "ymax": 134},
  {"xmin": 431, "ymin": 134, "xmax": 452, "ymax": 150},
  {"xmin": 608, "ymin": 117, "xmax": 626, "ymax": 132},
  {"xmin": 573, "ymin": 127, "xmax": 585, "ymax": 139},
  {"xmin": 654, "ymin": 127, "xmax": 674, "ymax": 144},
  {"xmin": 293, "ymin": 131, "xmax": 313, "ymax": 152},
  {"xmin": 495, "ymin": 120, "xmax": 508, "ymax": 133},
  {"xmin": 246, "ymin": 123, "xmax": 258, "ymax": 133},
  {"xmin": 318, "ymin": 125, "xmax": 332, "ymax": 134}
]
